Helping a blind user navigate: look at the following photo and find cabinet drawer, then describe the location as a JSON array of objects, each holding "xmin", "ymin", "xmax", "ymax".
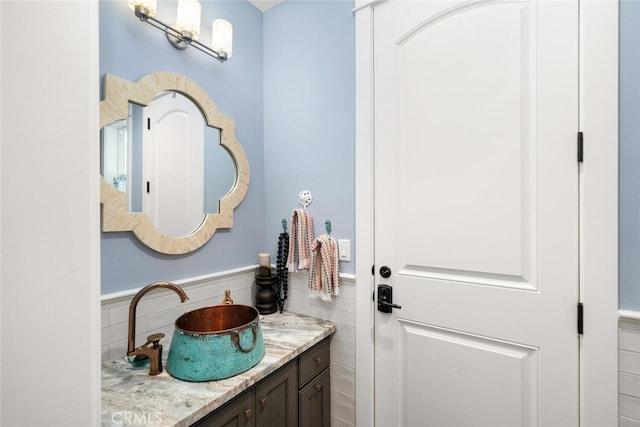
[{"xmin": 298, "ymin": 338, "xmax": 330, "ymax": 387}]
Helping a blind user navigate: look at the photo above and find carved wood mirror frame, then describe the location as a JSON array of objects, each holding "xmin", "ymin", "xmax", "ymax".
[{"xmin": 100, "ymin": 71, "xmax": 250, "ymax": 254}]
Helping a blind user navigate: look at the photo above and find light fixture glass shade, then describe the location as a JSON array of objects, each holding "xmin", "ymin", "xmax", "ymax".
[
  {"xmin": 128, "ymin": 0, "xmax": 157, "ymax": 17},
  {"xmin": 176, "ymin": 0, "xmax": 201, "ymax": 41},
  {"xmin": 212, "ymin": 19, "xmax": 233, "ymax": 58}
]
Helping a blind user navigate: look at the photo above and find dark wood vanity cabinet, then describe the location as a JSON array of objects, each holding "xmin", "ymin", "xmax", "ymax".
[
  {"xmin": 192, "ymin": 361, "xmax": 297, "ymax": 427},
  {"xmin": 298, "ymin": 338, "xmax": 330, "ymax": 427},
  {"xmin": 193, "ymin": 337, "xmax": 330, "ymax": 427}
]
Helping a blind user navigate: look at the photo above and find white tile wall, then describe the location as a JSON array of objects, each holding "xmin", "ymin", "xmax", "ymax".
[
  {"xmin": 285, "ymin": 271, "xmax": 357, "ymax": 427},
  {"xmin": 100, "ymin": 267, "xmax": 357, "ymax": 426},
  {"xmin": 620, "ymin": 314, "xmax": 640, "ymax": 426}
]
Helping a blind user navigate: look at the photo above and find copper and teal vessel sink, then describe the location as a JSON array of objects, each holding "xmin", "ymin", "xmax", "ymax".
[{"xmin": 166, "ymin": 304, "xmax": 265, "ymax": 382}]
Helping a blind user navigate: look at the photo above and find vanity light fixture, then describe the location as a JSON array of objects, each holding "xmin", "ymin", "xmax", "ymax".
[
  {"xmin": 128, "ymin": 0, "xmax": 233, "ymax": 63},
  {"xmin": 211, "ymin": 19, "xmax": 233, "ymax": 59}
]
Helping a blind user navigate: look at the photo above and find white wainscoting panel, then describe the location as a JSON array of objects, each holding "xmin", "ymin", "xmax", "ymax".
[
  {"xmin": 620, "ymin": 312, "xmax": 640, "ymax": 426},
  {"xmin": 100, "ymin": 267, "xmax": 356, "ymax": 426}
]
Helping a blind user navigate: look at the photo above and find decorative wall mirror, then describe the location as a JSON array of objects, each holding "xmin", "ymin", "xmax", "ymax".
[{"xmin": 100, "ymin": 71, "xmax": 249, "ymax": 254}]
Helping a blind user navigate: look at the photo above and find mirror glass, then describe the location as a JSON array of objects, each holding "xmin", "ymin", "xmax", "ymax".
[
  {"xmin": 100, "ymin": 92, "xmax": 236, "ymax": 237},
  {"xmin": 100, "ymin": 71, "xmax": 250, "ymax": 255}
]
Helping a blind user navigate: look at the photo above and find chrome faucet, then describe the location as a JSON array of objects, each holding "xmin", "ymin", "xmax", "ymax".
[{"xmin": 127, "ymin": 282, "xmax": 189, "ymax": 375}]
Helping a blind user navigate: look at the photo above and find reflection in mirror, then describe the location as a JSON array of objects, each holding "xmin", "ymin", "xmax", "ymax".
[
  {"xmin": 100, "ymin": 92, "xmax": 236, "ymax": 238},
  {"xmin": 100, "ymin": 71, "xmax": 250, "ymax": 255},
  {"xmin": 101, "ymin": 119, "xmax": 128, "ymax": 192},
  {"xmin": 204, "ymin": 125, "xmax": 236, "ymax": 214}
]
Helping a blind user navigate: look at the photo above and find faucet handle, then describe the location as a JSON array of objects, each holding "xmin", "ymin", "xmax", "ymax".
[
  {"xmin": 142, "ymin": 333, "xmax": 165, "ymax": 376},
  {"xmin": 144, "ymin": 333, "xmax": 165, "ymax": 348},
  {"xmin": 222, "ymin": 290, "xmax": 234, "ymax": 305}
]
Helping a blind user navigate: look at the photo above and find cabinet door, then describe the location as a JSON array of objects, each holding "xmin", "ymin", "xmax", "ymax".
[
  {"xmin": 192, "ymin": 390, "xmax": 254, "ymax": 427},
  {"xmin": 299, "ymin": 369, "xmax": 330, "ymax": 427},
  {"xmin": 255, "ymin": 360, "xmax": 298, "ymax": 427}
]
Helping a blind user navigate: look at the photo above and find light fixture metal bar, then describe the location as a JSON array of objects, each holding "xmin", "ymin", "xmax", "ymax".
[{"xmin": 134, "ymin": 5, "xmax": 228, "ymax": 63}]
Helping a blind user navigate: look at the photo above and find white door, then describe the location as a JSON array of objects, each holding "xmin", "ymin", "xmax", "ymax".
[
  {"xmin": 143, "ymin": 92, "xmax": 205, "ymax": 237},
  {"xmin": 373, "ymin": 1, "xmax": 579, "ymax": 426}
]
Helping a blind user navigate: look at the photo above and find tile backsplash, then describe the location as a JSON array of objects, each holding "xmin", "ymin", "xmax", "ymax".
[{"xmin": 100, "ymin": 266, "xmax": 356, "ymax": 427}]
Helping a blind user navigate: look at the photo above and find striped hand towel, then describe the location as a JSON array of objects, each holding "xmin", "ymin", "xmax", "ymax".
[
  {"xmin": 308, "ymin": 234, "xmax": 340, "ymax": 301},
  {"xmin": 287, "ymin": 208, "xmax": 314, "ymax": 272}
]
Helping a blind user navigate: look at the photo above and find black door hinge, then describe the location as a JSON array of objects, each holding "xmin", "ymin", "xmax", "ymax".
[
  {"xmin": 577, "ymin": 132, "xmax": 584, "ymax": 163},
  {"xmin": 577, "ymin": 302, "xmax": 584, "ymax": 335}
]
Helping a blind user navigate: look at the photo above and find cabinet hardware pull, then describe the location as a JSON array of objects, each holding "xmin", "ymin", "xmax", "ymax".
[
  {"xmin": 315, "ymin": 357, "xmax": 321, "ymax": 365},
  {"xmin": 314, "ymin": 384, "xmax": 323, "ymax": 391},
  {"xmin": 244, "ymin": 409, "xmax": 252, "ymax": 419},
  {"xmin": 260, "ymin": 398, "xmax": 268, "ymax": 407}
]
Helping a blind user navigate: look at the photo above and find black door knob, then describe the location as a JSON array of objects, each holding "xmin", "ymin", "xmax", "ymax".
[
  {"xmin": 379, "ymin": 266, "xmax": 392, "ymax": 278},
  {"xmin": 377, "ymin": 284, "xmax": 402, "ymax": 313}
]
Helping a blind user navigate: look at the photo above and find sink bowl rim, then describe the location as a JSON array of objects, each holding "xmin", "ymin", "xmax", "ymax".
[{"xmin": 174, "ymin": 304, "xmax": 261, "ymax": 336}]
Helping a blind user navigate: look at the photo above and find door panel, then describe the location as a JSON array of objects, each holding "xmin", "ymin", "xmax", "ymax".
[
  {"xmin": 373, "ymin": 0, "xmax": 579, "ymax": 425},
  {"xmin": 399, "ymin": 321, "xmax": 538, "ymax": 427},
  {"xmin": 398, "ymin": 1, "xmax": 535, "ymax": 282}
]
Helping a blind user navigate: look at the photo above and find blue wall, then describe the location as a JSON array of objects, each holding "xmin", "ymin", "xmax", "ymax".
[
  {"xmin": 100, "ymin": 0, "xmax": 355, "ymax": 293},
  {"xmin": 620, "ymin": 0, "xmax": 640, "ymax": 310},
  {"xmin": 100, "ymin": 0, "xmax": 265, "ymax": 293},
  {"xmin": 263, "ymin": 0, "xmax": 355, "ymax": 275},
  {"xmin": 99, "ymin": 0, "xmax": 636, "ymax": 309}
]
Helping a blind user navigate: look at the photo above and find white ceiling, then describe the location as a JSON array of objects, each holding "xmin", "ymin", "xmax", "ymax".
[{"xmin": 248, "ymin": 0, "xmax": 283, "ymax": 12}]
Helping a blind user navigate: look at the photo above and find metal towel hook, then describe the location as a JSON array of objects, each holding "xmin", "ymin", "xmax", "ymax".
[
  {"xmin": 325, "ymin": 220, "xmax": 332, "ymax": 235},
  {"xmin": 298, "ymin": 190, "xmax": 312, "ymax": 209}
]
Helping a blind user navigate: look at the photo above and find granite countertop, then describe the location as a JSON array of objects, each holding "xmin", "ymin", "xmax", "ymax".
[{"xmin": 102, "ymin": 311, "xmax": 336, "ymax": 427}]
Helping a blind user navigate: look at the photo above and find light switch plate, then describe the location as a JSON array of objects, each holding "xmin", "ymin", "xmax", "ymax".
[{"xmin": 338, "ymin": 239, "xmax": 351, "ymax": 262}]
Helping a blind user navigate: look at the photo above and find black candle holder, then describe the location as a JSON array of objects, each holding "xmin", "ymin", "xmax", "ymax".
[{"xmin": 255, "ymin": 267, "xmax": 277, "ymax": 315}]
